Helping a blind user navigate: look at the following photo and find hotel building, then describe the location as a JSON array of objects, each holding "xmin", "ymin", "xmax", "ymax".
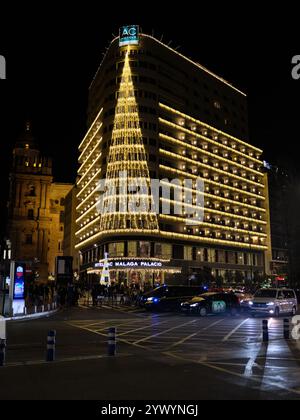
[{"xmin": 76, "ymin": 26, "xmax": 272, "ymax": 287}]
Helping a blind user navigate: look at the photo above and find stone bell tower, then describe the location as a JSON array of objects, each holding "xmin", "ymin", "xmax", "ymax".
[{"xmin": 7, "ymin": 122, "xmax": 53, "ymax": 281}]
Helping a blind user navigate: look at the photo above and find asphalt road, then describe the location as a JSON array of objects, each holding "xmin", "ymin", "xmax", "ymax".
[{"xmin": 1, "ymin": 304, "xmax": 300, "ymax": 400}]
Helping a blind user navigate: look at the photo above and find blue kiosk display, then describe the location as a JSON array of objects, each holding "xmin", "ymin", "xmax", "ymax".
[
  {"xmin": 9, "ymin": 261, "xmax": 26, "ymax": 316},
  {"xmin": 14, "ymin": 265, "xmax": 25, "ymax": 299}
]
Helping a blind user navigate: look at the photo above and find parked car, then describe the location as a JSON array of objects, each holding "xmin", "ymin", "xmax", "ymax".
[
  {"xmin": 235, "ymin": 292, "xmax": 254, "ymax": 313},
  {"xmin": 249, "ymin": 288, "xmax": 298, "ymax": 317},
  {"xmin": 140, "ymin": 285, "xmax": 205, "ymax": 311},
  {"xmin": 181, "ymin": 292, "xmax": 240, "ymax": 316}
]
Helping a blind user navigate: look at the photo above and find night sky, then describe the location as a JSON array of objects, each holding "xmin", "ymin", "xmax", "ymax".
[{"xmin": 0, "ymin": 4, "xmax": 299, "ymax": 236}]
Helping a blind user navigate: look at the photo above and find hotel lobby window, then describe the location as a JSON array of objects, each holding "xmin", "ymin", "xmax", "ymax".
[
  {"xmin": 138, "ymin": 241, "xmax": 151, "ymax": 258},
  {"xmin": 184, "ymin": 246, "xmax": 193, "ymax": 261},
  {"xmin": 128, "ymin": 241, "xmax": 137, "ymax": 257},
  {"xmin": 154, "ymin": 243, "xmax": 172, "ymax": 259},
  {"xmin": 108, "ymin": 242, "xmax": 125, "ymax": 257}
]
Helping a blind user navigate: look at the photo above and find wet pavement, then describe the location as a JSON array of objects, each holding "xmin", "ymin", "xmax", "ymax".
[{"xmin": 1, "ymin": 305, "xmax": 300, "ymax": 399}]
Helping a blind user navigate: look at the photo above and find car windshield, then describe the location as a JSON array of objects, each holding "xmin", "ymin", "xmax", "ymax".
[{"xmin": 254, "ymin": 289, "xmax": 277, "ymax": 298}]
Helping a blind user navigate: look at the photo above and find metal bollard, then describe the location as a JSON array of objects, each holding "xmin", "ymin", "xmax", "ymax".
[
  {"xmin": 41, "ymin": 305, "xmax": 45, "ymax": 313},
  {"xmin": 34, "ymin": 305, "xmax": 37, "ymax": 314},
  {"xmin": 23, "ymin": 307, "xmax": 27, "ymax": 315},
  {"xmin": 0, "ymin": 339, "xmax": 6, "ymax": 367},
  {"xmin": 46, "ymin": 330, "xmax": 56, "ymax": 362},
  {"xmin": 262, "ymin": 320, "xmax": 269, "ymax": 342},
  {"xmin": 108, "ymin": 327, "xmax": 116, "ymax": 356},
  {"xmin": 284, "ymin": 319, "xmax": 290, "ymax": 340}
]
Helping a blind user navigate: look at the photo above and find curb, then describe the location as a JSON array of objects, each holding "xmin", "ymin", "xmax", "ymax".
[{"xmin": 5, "ymin": 309, "xmax": 59, "ymax": 322}]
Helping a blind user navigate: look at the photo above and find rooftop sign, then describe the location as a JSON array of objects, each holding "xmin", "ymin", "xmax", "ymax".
[{"xmin": 119, "ymin": 25, "xmax": 139, "ymax": 47}]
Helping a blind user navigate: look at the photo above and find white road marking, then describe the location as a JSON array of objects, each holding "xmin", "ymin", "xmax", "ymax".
[
  {"xmin": 222, "ymin": 319, "xmax": 249, "ymax": 342},
  {"xmin": 167, "ymin": 319, "xmax": 226, "ymax": 349},
  {"xmin": 133, "ymin": 320, "xmax": 197, "ymax": 345},
  {"xmin": 244, "ymin": 357, "xmax": 257, "ymax": 377},
  {"xmin": 202, "ymin": 319, "xmax": 225, "ymax": 331},
  {"xmin": 117, "ymin": 319, "xmax": 172, "ymax": 336},
  {"xmin": 163, "ymin": 351, "xmax": 300, "ymax": 397}
]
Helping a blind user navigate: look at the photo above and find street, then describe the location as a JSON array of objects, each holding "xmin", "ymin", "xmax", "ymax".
[{"xmin": 1, "ymin": 305, "xmax": 300, "ymax": 400}]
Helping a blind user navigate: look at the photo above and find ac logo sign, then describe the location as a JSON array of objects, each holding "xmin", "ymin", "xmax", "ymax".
[
  {"xmin": 122, "ymin": 27, "xmax": 137, "ymax": 37},
  {"xmin": 119, "ymin": 25, "xmax": 139, "ymax": 47},
  {"xmin": 0, "ymin": 55, "xmax": 6, "ymax": 79}
]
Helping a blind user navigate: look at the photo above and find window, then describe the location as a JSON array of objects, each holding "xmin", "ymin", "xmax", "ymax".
[
  {"xmin": 213, "ymin": 101, "xmax": 221, "ymax": 109},
  {"xmin": 138, "ymin": 241, "xmax": 151, "ymax": 257},
  {"xmin": 60, "ymin": 211, "xmax": 65, "ymax": 224},
  {"xmin": 128, "ymin": 241, "xmax": 137, "ymax": 257},
  {"xmin": 154, "ymin": 243, "xmax": 172, "ymax": 259},
  {"xmin": 184, "ymin": 246, "xmax": 193, "ymax": 261},
  {"xmin": 25, "ymin": 234, "xmax": 33, "ymax": 245},
  {"xmin": 108, "ymin": 242, "xmax": 125, "ymax": 257},
  {"xmin": 27, "ymin": 209, "xmax": 34, "ymax": 220},
  {"xmin": 28, "ymin": 185, "xmax": 36, "ymax": 197}
]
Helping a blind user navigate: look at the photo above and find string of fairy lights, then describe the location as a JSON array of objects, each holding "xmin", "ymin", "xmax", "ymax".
[{"xmin": 99, "ymin": 48, "xmax": 159, "ymax": 232}]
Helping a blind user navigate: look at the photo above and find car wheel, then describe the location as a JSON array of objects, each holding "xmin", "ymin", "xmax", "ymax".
[
  {"xmin": 199, "ymin": 307, "xmax": 207, "ymax": 317},
  {"xmin": 275, "ymin": 307, "xmax": 280, "ymax": 318}
]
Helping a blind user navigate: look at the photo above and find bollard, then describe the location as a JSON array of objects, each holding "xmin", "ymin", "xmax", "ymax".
[
  {"xmin": 262, "ymin": 320, "xmax": 269, "ymax": 342},
  {"xmin": 46, "ymin": 330, "xmax": 56, "ymax": 362},
  {"xmin": 41, "ymin": 305, "xmax": 45, "ymax": 313},
  {"xmin": 34, "ymin": 305, "xmax": 37, "ymax": 314},
  {"xmin": 0, "ymin": 339, "xmax": 6, "ymax": 367},
  {"xmin": 48, "ymin": 304, "xmax": 50, "ymax": 312},
  {"xmin": 108, "ymin": 327, "xmax": 116, "ymax": 356},
  {"xmin": 23, "ymin": 307, "xmax": 27, "ymax": 315},
  {"xmin": 284, "ymin": 318, "xmax": 290, "ymax": 340}
]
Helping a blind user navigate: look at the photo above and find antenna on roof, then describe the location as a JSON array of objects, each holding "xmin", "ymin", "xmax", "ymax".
[
  {"xmin": 159, "ymin": 34, "xmax": 164, "ymax": 42},
  {"xmin": 174, "ymin": 45, "xmax": 181, "ymax": 51}
]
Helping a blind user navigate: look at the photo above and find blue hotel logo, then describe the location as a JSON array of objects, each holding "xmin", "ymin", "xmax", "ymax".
[{"xmin": 119, "ymin": 25, "xmax": 139, "ymax": 47}]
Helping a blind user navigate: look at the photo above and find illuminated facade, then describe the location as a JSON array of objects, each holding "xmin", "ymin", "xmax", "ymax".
[
  {"xmin": 76, "ymin": 29, "xmax": 272, "ymax": 287},
  {"xmin": 7, "ymin": 124, "xmax": 73, "ymax": 281}
]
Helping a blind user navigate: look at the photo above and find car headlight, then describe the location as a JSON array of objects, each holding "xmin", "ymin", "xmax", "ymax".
[
  {"xmin": 190, "ymin": 303, "xmax": 198, "ymax": 308},
  {"xmin": 267, "ymin": 302, "xmax": 275, "ymax": 306},
  {"xmin": 147, "ymin": 297, "xmax": 154, "ymax": 302},
  {"xmin": 248, "ymin": 301, "xmax": 253, "ymax": 306}
]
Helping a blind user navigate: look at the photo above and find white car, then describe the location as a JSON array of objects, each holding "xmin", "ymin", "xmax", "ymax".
[{"xmin": 249, "ymin": 288, "xmax": 298, "ymax": 317}]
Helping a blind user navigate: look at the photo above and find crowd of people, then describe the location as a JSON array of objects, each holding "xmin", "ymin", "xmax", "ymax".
[
  {"xmin": 25, "ymin": 283, "xmax": 81, "ymax": 308},
  {"xmin": 24, "ymin": 281, "xmax": 155, "ymax": 309},
  {"xmin": 90, "ymin": 282, "xmax": 152, "ymax": 307}
]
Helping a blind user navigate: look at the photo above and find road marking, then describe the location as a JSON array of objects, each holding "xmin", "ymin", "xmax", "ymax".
[
  {"xmin": 163, "ymin": 351, "xmax": 300, "ymax": 397},
  {"xmin": 133, "ymin": 320, "xmax": 197, "ymax": 345},
  {"xmin": 117, "ymin": 319, "xmax": 171, "ymax": 336},
  {"xmin": 244, "ymin": 357, "xmax": 257, "ymax": 377},
  {"xmin": 167, "ymin": 319, "xmax": 226, "ymax": 349},
  {"xmin": 202, "ymin": 319, "xmax": 225, "ymax": 331},
  {"xmin": 222, "ymin": 319, "xmax": 249, "ymax": 342}
]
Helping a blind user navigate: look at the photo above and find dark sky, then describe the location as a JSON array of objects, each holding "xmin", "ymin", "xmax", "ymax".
[{"xmin": 0, "ymin": 4, "xmax": 299, "ymax": 236}]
